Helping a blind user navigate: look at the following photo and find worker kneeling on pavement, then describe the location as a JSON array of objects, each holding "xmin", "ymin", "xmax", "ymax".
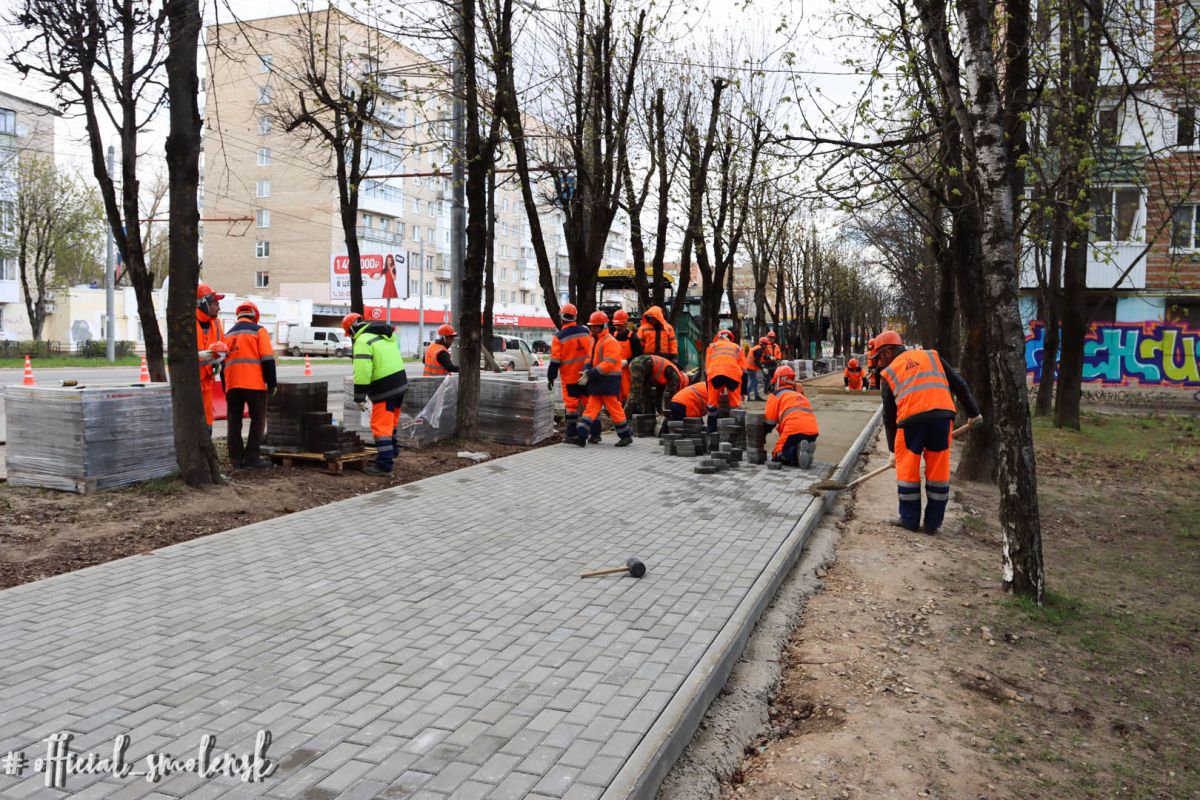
[
  {"xmin": 876, "ymin": 330, "xmax": 981, "ymax": 534},
  {"xmin": 222, "ymin": 301, "xmax": 276, "ymax": 469},
  {"xmin": 625, "ymin": 354, "xmax": 687, "ymax": 419},
  {"xmin": 843, "ymin": 357, "xmax": 865, "ymax": 391},
  {"xmin": 423, "ymin": 324, "xmax": 458, "ymax": 376},
  {"xmin": 576, "ymin": 310, "xmax": 633, "ymax": 447},
  {"xmin": 705, "ymin": 330, "xmax": 747, "ymax": 432},
  {"xmin": 669, "ymin": 381, "xmax": 708, "ymax": 422},
  {"xmin": 764, "ymin": 366, "xmax": 819, "ymax": 468},
  {"xmin": 344, "ymin": 313, "xmax": 409, "ymax": 477},
  {"xmin": 547, "ymin": 303, "xmax": 592, "ymax": 444}
]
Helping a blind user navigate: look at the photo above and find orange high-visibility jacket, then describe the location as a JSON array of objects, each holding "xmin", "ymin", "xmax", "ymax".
[
  {"xmin": 196, "ymin": 310, "xmax": 224, "ymax": 384},
  {"xmin": 672, "ymin": 383, "xmax": 709, "ymax": 417},
  {"xmin": 222, "ymin": 321, "xmax": 276, "ymax": 391},
  {"xmin": 748, "ymin": 345, "xmax": 764, "ymax": 371},
  {"xmin": 768, "ymin": 342, "xmax": 783, "ymax": 361},
  {"xmin": 637, "ymin": 306, "xmax": 678, "ymax": 359},
  {"xmin": 424, "ymin": 342, "xmax": 450, "ymax": 376},
  {"xmin": 766, "ymin": 388, "xmax": 819, "ymax": 449},
  {"xmin": 882, "ymin": 348, "xmax": 955, "ymax": 423},
  {"xmin": 705, "ymin": 339, "xmax": 747, "ymax": 383},
  {"xmin": 615, "ymin": 331, "xmax": 634, "ymax": 398},
  {"xmin": 648, "ymin": 354, "xmax": 686, "ymax": 387},
  {"xmin": 550, "ymin": 324, "xmax": 592, "ymax": 385},
  {"xmin": 586, "ymin": 329, "xmax": 624, "ymax": 396},
  {"xmin": 844, "ymin": 365, "xmax": 864, "ymax": 390}
]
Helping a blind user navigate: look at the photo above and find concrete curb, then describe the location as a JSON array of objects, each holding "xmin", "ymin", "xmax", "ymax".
[{"xmin": 603, "ymin": 404, "xmax": 885, "ymax": 799}]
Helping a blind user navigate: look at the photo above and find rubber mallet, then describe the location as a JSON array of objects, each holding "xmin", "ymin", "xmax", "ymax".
[{"xmin": 580, "ymin": 558, "xmax": 647, "ymax": 579}]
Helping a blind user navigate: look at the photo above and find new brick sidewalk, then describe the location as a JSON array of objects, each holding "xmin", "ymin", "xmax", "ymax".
[{"xmin": 0, "ymin": 399, "xmax": 878, "ymax": 800}]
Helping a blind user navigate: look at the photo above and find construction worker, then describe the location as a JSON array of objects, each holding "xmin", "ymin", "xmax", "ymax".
[
  {"xmin": 221, "ymin": 301, "xmax": 276, "ymax": 469},
  {"xmin": 704, "ymin": 329, "xmax": 748, "ymax": 432},
  {"xmin": 611, "ymin": 309, "xmax": 641, "ymax": 403},
  {"xmin": 637, "ymin": 305, "xmax": 678, "ymax": 362},
  {"xmin": 766, "ymin": 330, "xmax": 784, "ymax": 361},
  {"xmin": 548, "ymin": 303, "xmax": 592, "ymax": 444},
  {"xmin": 195, "ymin": 283, "xmax": 226, "ymax": 429},
  {"xmin": 423, "ymin": 324, "xmax": 458, "ymax": 376},
  {"xmin": 876, "ymin": 330, "xmax": 981, "ymax": 534},
  {"xmin": 764, "ymin": 365, "xmax": 820, "ymax": 468},
  {"xmin": 344, "ymin": 312, "xmax": 409, "ymax": 477},
  {"xmin": 625, "ymin": 354, "xmax": 688, "ymax": 417},
  {"xmin": 747, "ymin": 337, "xmax": 772, "ymax": 401},
  {"xmin": 575, "ymin": 310, "xmax": 633, "ymax": 447},
  {"xmin": 865, "ymin": 338, "xmax": 883, "ymax": 390},
  {"xmin": 843, "ymin": 357, "xmax": 865, "ymax": 391},
  {"xmin": 670, "ymin": 381, "xmax": 709, "ymax": 421}
]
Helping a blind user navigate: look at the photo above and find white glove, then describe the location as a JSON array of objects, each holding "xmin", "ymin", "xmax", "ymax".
[
  {"xmin": 843, "ymin": 387, "xmax": 849, "ymax": 393},
  {"xmin": 356, "ymin": 400, "xmax": 369, "ymax": 412},
  {"xmin": 969, "ymin": 415, "xmax": 984, "ymax": 428}
]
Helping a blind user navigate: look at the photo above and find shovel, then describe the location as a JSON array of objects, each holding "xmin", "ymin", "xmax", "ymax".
[{"xmin": 808, "ymin": 421, "xmax": 973, "ymax": 494}]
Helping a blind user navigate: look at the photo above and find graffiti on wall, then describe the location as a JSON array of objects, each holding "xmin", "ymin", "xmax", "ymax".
[{"xmin": 1025, "ymin": 320, "xmax": 1200, "ymax": 387}]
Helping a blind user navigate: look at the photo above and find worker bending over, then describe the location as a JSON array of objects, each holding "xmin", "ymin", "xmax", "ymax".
[
  {"xmin": 764, "ymin": 365, "xmax": 819, "ymax": 468},
  {"xmin": 625, "ymin": 354, "xmax": 688, "ymax": 418},
  {"xmin": 222, "ymin": 301, "xmax": 276, "ymax": 469},
  {"xmin": 575, "ymin": 311, "xmax": 633, "ymax": 447},
  {"xmin": 705, "ymin": 330, "xmax": 748, "ymax": 432},
  {"xmin": 843, "ymin": 357, "xmax": 865, "ymax": 391},
  {"xmin": 423, "ymin": 324, "xmax": 459, "ymax": 376},
  {"xmin": 344, "ymin": 313, "xmax": 410, "ymax": 477},
  {"xmin": 670, "ymin": 382, "xmax": 709, "ymax": 422},
  {"xmin": 547, "ymin": 303, "xmax": 592, "ymax": 444}
]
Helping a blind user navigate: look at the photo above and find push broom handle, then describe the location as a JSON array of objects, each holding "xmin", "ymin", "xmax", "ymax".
[
  {"xmin": 844, "ymin": 422, "xmax": 974, "ymax": 490},
  {"xmin": 580, "ymin": 565, "xmax": 631, "ymax": 578}
]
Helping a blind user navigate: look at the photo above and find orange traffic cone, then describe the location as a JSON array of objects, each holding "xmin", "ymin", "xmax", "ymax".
[
  {"xmin": 22, "ymin": 355, "xmax": 35, "ymax": 385},
  {"xmin": 303, "ymin": 355, "xmax": 312, "ymax": 377},
  {"xmin": 138, "ymin": 355, "xmax": 151, "ymax": 383}
]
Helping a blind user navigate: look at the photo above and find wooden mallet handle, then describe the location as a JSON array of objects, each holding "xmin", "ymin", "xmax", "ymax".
[{"xmin": 580, "ymin": 565, "xmax": 630, "ymax": 578}]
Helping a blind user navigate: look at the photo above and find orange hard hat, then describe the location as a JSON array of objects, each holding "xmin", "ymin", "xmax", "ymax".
[
  {"xmin": 613, "ymin": 309, "xmax": 629, "ymax": 325},
  {"xmin": 235, "ymin": 301, "xmax": 260, "ymax": 323},
  {"xmin": 561, "ymin": 303, "xmax": 578, "ymax": 321},
  {"xmin": 341, "ymin": 312, "xmax": 363, "ymax": 335},
  {"xmin": 438, "ymin": 323, "xmax": 457, "ymax": 337},
  {"xmin": 848, "ymin": 358, "xmax": 859, "ymax": 368},
  {"xmin": 875, "ymin": 330, "xmax": 904, "ymax": 347},
  {"xmin": 758, "ymin": 337, "xmax": 769, "ymax": 345},
  {"xmin": 866, "ymin": 337, "xmax": 876, "ymax": 351},
  {"xmin": 715, "ymin": 330, "xmax": 733, "ymax": 341},
  {"xmin": 772, "ymin": 365, "xmax": 796, "ymax": 385},
  {"xmin": 767, "ymin": 330, "xmax": 777, "ymax": 339},
  {"xmin": 209, "ymin": 341, "xmax": 229, "ymax": 354},
  {"xmin": 196, "ymin": 282, "xmax": 224, "ymax": 302},
  {"xmin": 587, "ymin": 310, "xmax": 609, "ymax": 326}
]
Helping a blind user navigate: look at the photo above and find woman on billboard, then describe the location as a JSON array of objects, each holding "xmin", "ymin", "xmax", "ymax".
[{"xmin": 382, "ymin": 253, "xmax": 399, "ymax": 298}]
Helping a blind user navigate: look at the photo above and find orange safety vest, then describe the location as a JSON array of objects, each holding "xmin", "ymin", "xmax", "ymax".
[
  {"xmin": 648, "ymin": 354, "xmax": 685, "ymax": 386},
  {"xmin": 586, "ymin": 330, "xmax": 623, "ymax": 396},
  {"xmin": 768, "ymin": 342, "xmax": 783, "ymax": 361},
  {"xmin": 705, "ymin": 339, "xmax": 745, "ymax": 382},
  {"xmin": 766, "ymin": 388, "xmax": 819, "ymax": 437},
  {"xmin": 844, "ymin": 365, "xmax": 864, "ymax": 390},
  {"xmin": 196, "ymin": 311, "xmax": 224, "ymax": 384},
  {"xmin": 882, "ymin": 349, "xmax": 955, "ymax": 422},
  {"xmin": 550, "ymin": 324, "xmax": 592, "ymax": 385},
  {"xmin": 748, "ymin": 345, "xmax": 764, "ymax": 371},
  {"xmin": 615, "ymin": 331, "xmax": 633, "ymax": 398},
  {"xmin": 223, "ymin": 323, "xmax": 275, "ymax": 391},
  {"xmin": 637, "ymin": 308, "xmax": 678, "ymax": 358},
  {"xmin": 672, "ymin": 383, "xmax": 709, "ymax": 417},
  {"xmin": 424, "ymin": 342, "xmax": 450, "ymax": 376}
]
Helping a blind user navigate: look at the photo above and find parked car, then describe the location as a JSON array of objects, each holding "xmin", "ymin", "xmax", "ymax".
[
  {"xmin": 484, "ymin": 335, "xmax": 542, "ymax": 371},
  {"xmin": 285, "ymin": 326, "xmax": 350, "ymax": 357}
]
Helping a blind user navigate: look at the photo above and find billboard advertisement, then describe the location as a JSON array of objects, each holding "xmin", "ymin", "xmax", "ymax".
[{"xmin": 330, "ymin": 253, "xmax": 409, "ymax": 302}]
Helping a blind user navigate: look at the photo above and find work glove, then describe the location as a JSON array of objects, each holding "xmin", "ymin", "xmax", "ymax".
[
  {"xmin": 887, "ymin": 454, "xmax": 896, "ymax": 467},
  {"xmin": 270, "ymin": 387, "xmax": 278, "ymax": 398},
  {"xmin": 968, "ymin": 415, "xmax": 984, "ymax": 428},
  {"xmin": 547, "ymin": 378, "xmax": 555, "ymax": 392},
  {"xmin": 356, "ymin": 399, "xmax": 369, "ymax": 412},
  {"xmin": 843, "ymin": 387, "xmax": 849, "ymax": 393}
]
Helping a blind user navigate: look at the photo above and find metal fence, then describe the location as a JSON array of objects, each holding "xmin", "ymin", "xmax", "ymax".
[{"xmin": 0, "ymin": 340, "xmax": 136, "ymax": 359}]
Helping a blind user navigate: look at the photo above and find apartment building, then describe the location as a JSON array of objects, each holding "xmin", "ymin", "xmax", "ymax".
[
  {"xmin": 201, "ymin": 10, "xmax": 626, "ymax": 346},
  {"xmin": 0, "ymin": 90, "xmax": 58, "ymax": 340}
]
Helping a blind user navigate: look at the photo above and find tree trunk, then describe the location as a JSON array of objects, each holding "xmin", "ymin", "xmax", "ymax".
[
  {"xmin": 1035, "ymin": 211, "xmax": 1063, "ymax": 416},
  {"xmin": 164, "ymin": 0, "xmax": 219, "ymax": 487},
  {"xmin": 483, "ymin": 169, "xmax": 496, "ymax": 347}
]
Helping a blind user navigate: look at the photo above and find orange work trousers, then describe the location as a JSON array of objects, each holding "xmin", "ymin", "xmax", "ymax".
[
  {"xmin": 580, "ymin": 394, "xmax": 632, "ymax": 439},
  {"xmin": 895, "ymin": 419, "xmax": 952, "ymax": 531}
]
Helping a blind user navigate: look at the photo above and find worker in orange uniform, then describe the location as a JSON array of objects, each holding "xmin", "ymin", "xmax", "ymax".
[
  {"xmin": 344, "ymin": 312, "xmax": 409, "ymax": 477},
  {"xmin": 221, "ymin": 301, "xmax": 276, "ymax": 469},
  {"xmin": 747, "ymin": 337, "xmax": 772, "ymax": 401},
  {"xmin": 637, "ymin": 305, "xmax": 678, "ymax": 362},
  {"xmin": 547, "ymin": 303, "xmax": 592, "ymax": 444},
  {"xmin": 575, "ymin": 310, "xmax": 633, "ymax": 447},
  {"xmin": 669, "ymin": 381, "xmax": 709, "ymax": 421},
  {"xmin": 624, "ymin": 353, "xmax": 688, "ymax": 417},
  {"xmin": 766, "ymin": 330, "xmax": 784, "ymax": 364},
  {"xmin": 423, "ymin": 324, "xmax": 458, "ymax": 376},
  {"xmin": 764, "ymin": 365, "xmax": 820, "ymax": 468},
  {"xmin": 865, "ymin": 339, "xmax": 883, "ymax": 390},
  {"xmin": 195, "ymin": 283, "xmax": 226, "ymax": 429},
  {"xmin": 876, "ymin": 330, "xmax": 981, "ymax": 534},
  {"xmin": 843, "ymin": 357, "xmax": 865, "ymax": 391},
  {"xmin": 704, "ymin": 329, "xmax": 748, "ymax": 432},
  {"xmin": 610, "ymin": 309, "xmax": 641, "ymax": 403}
]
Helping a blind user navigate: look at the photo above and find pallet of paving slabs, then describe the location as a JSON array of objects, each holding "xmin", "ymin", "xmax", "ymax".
[
  {"xmin": 267, "ymin": 449, "xmax": 373, "ymax": 474},
  {"xmin": 267, "ymin": 379, "xmax": 329, "ymax": 449},
  {"xmin": 477, "ymin": 373, "xmax": 555, "ymax": 445}
]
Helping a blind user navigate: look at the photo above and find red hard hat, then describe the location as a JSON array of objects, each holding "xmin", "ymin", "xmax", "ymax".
[
  {"xmin": 236, "ymin": 301, "xmax": 260, "ymax": 323},
  {"xmin": 613, "ymin": 309, "xmax": 629, "ymax": 324},
  {"xmin": 561, "ymin": 303, "xmax": 578, "ymax": 320},
  {"xmin": 767, "ymin": 330, "xmax": 776, "ymax": 339},
  {"xmin": 210, "ymin": 341, "xmax": 229, "ymax": 354},
  {"xmin": 715, "ymin": 330, "xmax": 733, "ymax": 341},
  {"xmin": 848, "ymin": 358, "xmax": 859, "ymax": 368},
  {"xmin": 438, "ymin": 323, "xmax": 457, "ymax": 337},
  {"xmin": 587, "ymin": 310, "xmax": 609, "ymax": 326},
  {"xmin": 758, "ymin": 337, "xmax": 769, "ymax": 345},
  {"xmin": 341, "ymin": 312, "xmax": 363, "ymax": 335},
  {"xmin": 197, "ymin": 282, "xmax": 225, "ymax": 302},
  {"xmin": 772, "ymin": 365, "xmax": 796, "ymax": 385},
  {"xmin": 875, "ymin": 330, "xmax": 904, "ymax": 347}
]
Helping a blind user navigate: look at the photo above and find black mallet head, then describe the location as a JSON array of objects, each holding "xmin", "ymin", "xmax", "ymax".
[{"xmin": 625, "ymin": 558, "xmax": 646, "ymax": 578}]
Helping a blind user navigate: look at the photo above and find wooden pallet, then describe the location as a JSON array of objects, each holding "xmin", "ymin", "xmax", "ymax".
[{"xmin": 266, "ymin": 449, "xmax": 374, "ymax": 474}]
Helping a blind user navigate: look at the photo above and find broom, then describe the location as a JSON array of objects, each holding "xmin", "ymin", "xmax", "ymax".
[{"xmin": 809, "ymin": 421, "xmax": 973, "ymax": 494}]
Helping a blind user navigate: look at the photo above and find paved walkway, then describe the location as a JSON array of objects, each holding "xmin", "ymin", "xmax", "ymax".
[{"xmin": 0, "ymin": 395, "xmax": 880, "ymax": 800}]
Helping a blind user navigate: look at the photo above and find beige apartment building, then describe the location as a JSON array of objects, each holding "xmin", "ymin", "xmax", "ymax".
[{"xmin": 201, "ymin": 10, "xmax": 626, "ymax": 343}]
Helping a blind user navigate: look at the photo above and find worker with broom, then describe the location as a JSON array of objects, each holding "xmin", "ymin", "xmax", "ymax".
[
  {"xmin": 764, "ymin": 365, "xmax": 819, "ymax": 468},
  {"xmin": 875, "ymin": 330, "xmax": 981, "ymax": 534}
]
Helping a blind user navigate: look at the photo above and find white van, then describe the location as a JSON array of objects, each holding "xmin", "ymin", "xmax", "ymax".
[{"xmin": 286, "ymin": 326, "xmax": 350, "ymax": 357}]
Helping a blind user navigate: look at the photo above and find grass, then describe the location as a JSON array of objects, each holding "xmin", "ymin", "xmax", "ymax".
[
  {"xmin": 1006, "ymin": 589, "xmax": 1085, "ymax": 627},
  {"xmin": 0, "ymin": 356, "xmax": 143, "ymax": 369}
]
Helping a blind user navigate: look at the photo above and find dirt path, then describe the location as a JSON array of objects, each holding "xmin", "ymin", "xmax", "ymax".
[{"xmin": 722, "ymin": 415, "xmax": 1199, "ymax": 800}]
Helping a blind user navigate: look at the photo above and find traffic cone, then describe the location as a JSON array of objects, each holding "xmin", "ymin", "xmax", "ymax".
[
  {"xmin": 22, "ymin": 355, "xmax": 35, "ymax": 385},
  {"xmin": 304, "ymin": 355, "xmax": 312, "ymax": 377},
  {"xmin": 138, "ymin": 355, "xmax": 151, "ymax": 383}
]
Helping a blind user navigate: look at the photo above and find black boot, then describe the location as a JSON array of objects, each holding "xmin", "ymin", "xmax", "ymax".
[
  {"xmin": 588, "ymin": 434, "xmax": 602, "ymax": 444},
  {"xmin": 615, "ymin": 435, "xmax": 633, "ymax": 447}
]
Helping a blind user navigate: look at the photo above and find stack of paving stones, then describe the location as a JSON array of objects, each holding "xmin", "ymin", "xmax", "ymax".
[
  {"xmin": 687, "ymin": 414, "xmax": 755, "ymax": 475},
  {"xmin": 477, "ymin": 373, "xmax": 554, "ymax": 445},
  {"xmin": 632, "ymin": 413, "xmax": 658, "ymax": 437},
  {"xmin": 744, "ymin": 410, "xmax": 769, "ymax": 464},
  {"xmin": 300, "ymin": 411, "xmax": 366, "ymax": 454},
  {"xmin": 266, "ymin": 379, "xmax": 329, "ymax": 451}
]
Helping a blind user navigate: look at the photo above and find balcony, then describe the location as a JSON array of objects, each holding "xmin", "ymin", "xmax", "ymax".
[
  {"xmin": 1020, "ymin": 241, "xmax": 1147, "ymax": 290},
  {"xmin": 356, "ymin": 226, "xmax": 401, "ymax": 245}
]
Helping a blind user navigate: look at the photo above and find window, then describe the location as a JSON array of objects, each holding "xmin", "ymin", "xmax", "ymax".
[
  {"xmin": 1178, "ymin": 0, "xmax": 1199, "ymax": 48},
  {"xmin": 1097, "ymin": 106, "xmax": 1120, "ymax": 145},
  {"xmin": 0, "ymin": 257, "xmax": 15, "ymax": 281},
  {"xmin": 0, "ymin": 109, "xmax": 15, "ymax": 135},
  {"xmin": 1178, "ymin": 107, "xmax": 1197, "ymax": 148},
  {"xmin": 0, "ymin": 200, "xmax": 13, "ymax": 233},
  {"xmin": 256, "ymin": 240, "xmax": 270, "ymax": 258},
  {"xmin": 411, "ymin": 198, "xmax": 420, "ymax": 214},
  {"xmin": 260, "ymin": 55, "xmax": 273, "ymax": 72},
  {"xmin": 413, "ymin": 225, "xmax": 421, "ymax": 242},
  {"xmin": 257, "ymin": 147, "xmax": 271, "ymax": 166},
  {"xmin": 1171, "ymin": 204, "xmax": 1200, "ymax": 249},
  {"xmin": 258, "ymin": 116, "xmax": 271, "ymax": 135},
  {"xmin": 362, "ymin": 213, "xmax": 373, "ymax": 228},
  {"xmin": 1090, "ymin": 188, "xmax": 1140, "ymax": 242},
  {"xmin": 428, "ymin": 203, "xmax": 434, "ymax": 218},
  {"xmin": 410, "ymin": 280, "xmax": 419, "ymax": 295},
  {"xmin": 425, "ymin": 281, "xmax": 433, "ymax": 295},
  {"xmin": 256, "ymin": 180, "xmax": 271, "ymax": 198},
  {"xmin": 257, "ymin": 86, "xmax": 272, "ymax": 104},
  {"xmin": 439, "ymin": 283, "xmax": 447, "ymax": 297},
  {"xmin": 426, "ymin": 255, "xmax": 434, "ymax": 271},
  {"xmin": 255, "ymin": 270, "xmax": 269, "ymax": 288},
  {"xmin": 255, "ymin": 209, "xmax": 270, "ymax": 228},
  {"xmin": 500, "ymin": 290, "xmax": 507, "ymax": 302}
]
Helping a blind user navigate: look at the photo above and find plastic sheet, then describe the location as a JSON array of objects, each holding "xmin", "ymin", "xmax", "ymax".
[{"xmin": 4, "ymin": 383, "xmax": 177, "ymax": 493}]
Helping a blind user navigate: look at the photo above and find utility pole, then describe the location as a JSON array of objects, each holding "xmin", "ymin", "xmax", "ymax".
[
  {"xmin": 449, "ymin": 0, "xmax": 465, "ymax": 333},
  {"xmin": 105, "ymin": 144, "xmax": 116, "ymax": 362},
  {"xmin": 417, "ymin": 238, "xmax": 426, "ymax": 348}
]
